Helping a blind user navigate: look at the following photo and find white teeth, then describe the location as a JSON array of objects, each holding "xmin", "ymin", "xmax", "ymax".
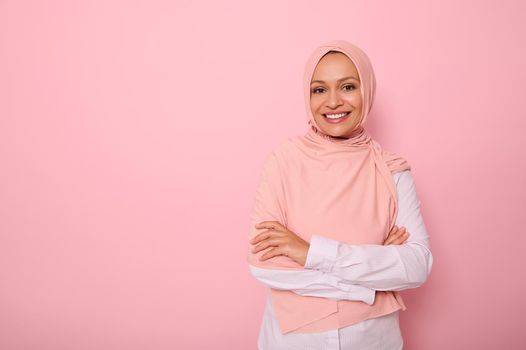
[{"xmin": 324, "ymin": 112, "xmax": 349, "ymax": 119}]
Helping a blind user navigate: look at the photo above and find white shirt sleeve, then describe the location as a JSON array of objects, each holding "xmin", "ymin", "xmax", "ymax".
[
  {"xmin": 304, "ymin": 170, "xmax": 433, "ymax": 291},
  {"xmin": 248, "ymin": 263, "xmax": 376, "ymax": 304}
]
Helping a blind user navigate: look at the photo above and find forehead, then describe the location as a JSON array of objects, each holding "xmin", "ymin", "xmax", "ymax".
[{"xmin": 311, "ymin": 52, "xmax": 359, "ymax": 81}]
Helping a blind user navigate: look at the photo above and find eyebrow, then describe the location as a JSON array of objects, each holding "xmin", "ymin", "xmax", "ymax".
[{"xmin": 310, "ymin": 76, "xmax": 359, "ymax": 85}]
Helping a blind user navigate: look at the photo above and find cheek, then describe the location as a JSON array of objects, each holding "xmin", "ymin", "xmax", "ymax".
[
  {"xmin": 345, "ymin": 94, "xmax": 362, "ymax": 108},
  {"xmin": 310, "ymin": 97, "xmax": 321, "ymax": 114}
]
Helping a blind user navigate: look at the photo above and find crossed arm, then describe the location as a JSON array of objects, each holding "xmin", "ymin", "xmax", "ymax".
[{"xmin": 247, "ymin": 162, "xmax": 433, "ymax": 303}]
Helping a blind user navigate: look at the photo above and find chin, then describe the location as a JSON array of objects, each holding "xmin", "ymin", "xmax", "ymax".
[{"xmin": 317, "ymin": 120, "xmax": 357, "ymax": 137}]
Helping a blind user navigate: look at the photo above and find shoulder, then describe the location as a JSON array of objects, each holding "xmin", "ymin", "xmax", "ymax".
[
  {"xmin": 264, "ymin": 137, "xmax": 300, "ymax": 164},
  {"xmin": 260, "ymin": 137, "xmax": 298, "ymax": 174},
  {"xmin": 382, "ymin": 148, "xmax": 411, "ymax": 173},
  {"xmin": 372, "ymin": 138, "xmax": 411, "ymax": 173}
]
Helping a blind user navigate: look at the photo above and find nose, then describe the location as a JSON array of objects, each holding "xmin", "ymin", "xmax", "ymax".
[{"xmin": 327, "ymin": 90, "xmax": 343, "ymax": 108}]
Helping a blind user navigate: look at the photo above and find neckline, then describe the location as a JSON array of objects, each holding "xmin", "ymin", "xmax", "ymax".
[{"xmin": 304, "ymin": 123, "xmax": 372, "ymax": 149}]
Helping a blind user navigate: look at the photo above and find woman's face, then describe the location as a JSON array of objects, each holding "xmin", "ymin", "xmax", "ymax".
[{"xmin": 310, "ymin": 52, "xmax": 363, "ymax": 139}]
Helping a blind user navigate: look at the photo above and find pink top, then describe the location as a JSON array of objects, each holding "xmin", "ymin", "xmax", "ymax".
[{"xmin": 247, "ymin": 40, "xmax": 412, "ymax": 334}]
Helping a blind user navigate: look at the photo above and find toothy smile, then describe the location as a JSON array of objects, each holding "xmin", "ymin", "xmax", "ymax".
[{"xmin": 323, "ymin": 112, "xmax": 350, "ymax": 119}]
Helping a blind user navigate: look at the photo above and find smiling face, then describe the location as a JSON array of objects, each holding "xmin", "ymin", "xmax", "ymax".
[{"xmin": 309, "ymin": 51, "xmax": 363, "ymax": 139}]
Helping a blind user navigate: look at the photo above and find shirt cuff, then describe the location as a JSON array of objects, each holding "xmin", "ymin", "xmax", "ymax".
[
  {"xmin": 304, "ymin": 234, "xmax": 340, "ymax": 272},
  {"xmin": 357, "ymin": 287, "xmax": 376, "ymax": 305}
]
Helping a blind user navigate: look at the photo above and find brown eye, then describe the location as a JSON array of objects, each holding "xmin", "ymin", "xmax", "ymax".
[
  {"xmin": 312, "ymin": 87, "xmax": 325, "ymax": 94},
  {"xmin": 343, "ymin": 84, "xmax": 355, "ymax": 91}
]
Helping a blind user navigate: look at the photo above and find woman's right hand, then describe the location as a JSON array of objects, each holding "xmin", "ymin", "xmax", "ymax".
[{"xmin": 383, "ymin": 225, "xmax": 409, "ymax": 245}]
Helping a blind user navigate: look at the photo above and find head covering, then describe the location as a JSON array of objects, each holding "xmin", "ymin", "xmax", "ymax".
[
  {"xmin": 304, "ymin": 40, "xmax": 376, "ymax": 135},
  {"xmin": 248, "ymin": 40, "xmax": 412, "ymax": 334}
]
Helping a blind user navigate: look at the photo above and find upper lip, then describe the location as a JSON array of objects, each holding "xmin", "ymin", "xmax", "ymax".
[{"xmin": 323, "ymin": 111, "xmax": 350, "ymax": 115}]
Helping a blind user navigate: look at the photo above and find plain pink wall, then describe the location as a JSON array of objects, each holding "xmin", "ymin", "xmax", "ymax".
[{"xmin": 1, "ymin": 0, "xmax": 525, "ymax": 349}]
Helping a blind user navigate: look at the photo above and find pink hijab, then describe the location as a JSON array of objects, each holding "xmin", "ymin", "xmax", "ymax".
[
  {"xmin": 304, "ymin": 40, "xmax": 376, "ymax": 135},
  {"xmin": 248, "ymin": 40, "xmax": 411, "ymax": 334},
  {"xmin": 302, "ymin": 40, "xmax": 411, "ymax": 173}
]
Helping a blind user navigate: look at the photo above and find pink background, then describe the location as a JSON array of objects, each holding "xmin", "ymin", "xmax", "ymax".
[{"xmin": 1, "ymin": 0, "xmax": 525, "ymax": 349}]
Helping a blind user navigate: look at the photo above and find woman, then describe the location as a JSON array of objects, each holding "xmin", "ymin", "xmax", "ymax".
[{"xmin": 247, "ymin": 40, "xmax": 433, "ymax": 350}]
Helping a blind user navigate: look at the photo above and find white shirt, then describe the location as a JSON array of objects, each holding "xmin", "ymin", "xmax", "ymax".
[{"xmin": 249, "ymin": 170, "xmax": 433, "ymax": 350}]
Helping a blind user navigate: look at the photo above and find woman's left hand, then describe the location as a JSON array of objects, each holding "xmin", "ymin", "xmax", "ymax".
[{"xmin": 249, "ymin": 221, "xmax": 310, "ymax": 267}]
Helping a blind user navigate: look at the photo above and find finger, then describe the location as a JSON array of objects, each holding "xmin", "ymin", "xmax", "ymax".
[
  {"xmin": 251, "ymin": 226, "xmax": 287, "ymax": 244},
  {"xmin": 250, "ymin": 230, "xmax": 276, "ymax": 244},
  {"xmin": 392, "ymin": 232, "xmax": 410, "ymax": 245},
  {"xmin": 260, "ymin": 247, "xmax": 284, "ymax": 261},
  {"xmin": 384, "ymin": 238, "xmax": 394, "ymax": 245},
  {"xmin": 254, "ymin": 221, "xmax": 278, "ymax": 229},
  {"xmin": 389, "ymin": 225, "xmax": 399, "ymax": 234},
  {"xmin": 386, "ymin": 226, "xmax": 400, "ymax": 240},
  {"xmin": 391, "ymin": 237, "xmax": 404, "ymax": 245},
  {"xmin": 252, "ymin": 238, "xmax": 282, "ymax": 254},
  {"xmin": 384, "ymin": 230, "xmax": 404, "ymax": 245},
  {"xmin": 255, "ymin": 221, "xmax": 286, "ymax": 232},
  {"xmin": 391, "ymin": 227, "xmax": 406, "ymax": 238},
  {"xmin": 384, "ymin": 230, "xmax": 400, "ymax": 244}
]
